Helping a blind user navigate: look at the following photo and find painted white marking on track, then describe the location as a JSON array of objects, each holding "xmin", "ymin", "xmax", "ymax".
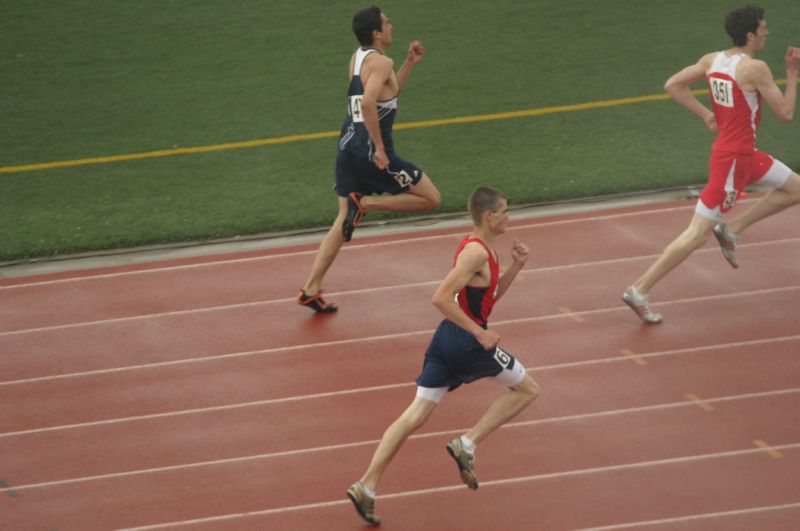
[
  {"xmin": 0, "ymin": 202, "xmax": 737, "ymax": 290},
  {"xmin": 577, "ymin": 502, "xmax": 800, "ymax": 530},
  {"xmin": 2, "ymin": 388, "xmax": 798, "ymax": 495},
  {"xmin": 118, "ymin": 442, "xmax": 800, "ymax": 529},
  {"xmin": 0, "ymin": 333, "xmax": 797, "ymax": 438},
  {"xmin": 1, "ymin": 236, "xmax": 797, "ymax": 337}
]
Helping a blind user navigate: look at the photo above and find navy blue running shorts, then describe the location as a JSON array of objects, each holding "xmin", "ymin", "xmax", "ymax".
[
  {"xmin": 415, "ymin": 319, "xmax": 518, "ymax": 392},
  {"xmin": 335, "ymin": 148, "xmax": 423, "ymax": 197}
]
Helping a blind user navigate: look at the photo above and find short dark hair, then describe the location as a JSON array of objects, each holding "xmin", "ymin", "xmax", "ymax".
[
  {"xmin": 725, "ymin": 4, "xmax": 765, "ymax": 47},
  {"xmin": 352, "ymin": 6, "xmax": 383, "ymax": 46},
  {"xmin": 468, "ymin": 187, "xmax": 507, "ymax": 225}
]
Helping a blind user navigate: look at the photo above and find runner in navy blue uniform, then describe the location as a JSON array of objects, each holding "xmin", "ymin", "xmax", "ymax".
[
  {"xmin": 298, "ymin": 7, "xmax": 441, "ymax": 313},
  {"xmin": 347, "ymin": 187, "xmax": 540, "ymax": 526}
]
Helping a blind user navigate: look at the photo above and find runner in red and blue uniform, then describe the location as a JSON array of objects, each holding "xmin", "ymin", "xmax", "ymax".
[{"xmin": 347, "ymin": 187, "xmax": 540, "ymax": 526}]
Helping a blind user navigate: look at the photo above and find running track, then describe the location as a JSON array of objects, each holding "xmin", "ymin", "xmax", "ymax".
[{"xmin": 1, "ymin": 196, "xmax": 799, "ymax": 530}]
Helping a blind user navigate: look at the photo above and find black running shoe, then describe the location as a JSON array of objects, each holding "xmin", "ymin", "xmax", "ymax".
[
  {"xmin": 342, "ymin": 192, "xmax": 365, "ymax": 242},
  {"xmin": 297, "ymin": 289, "xmax": 337, "ymax": 313}
]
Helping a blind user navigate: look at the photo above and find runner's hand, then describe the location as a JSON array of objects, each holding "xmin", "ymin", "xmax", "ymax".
[
  {"xmin": 373, "ymin": 148, "xmax": 389, "ymax": 170},
  {"xmin": 786, "ymin": 46, "xmax": 800, "ymax": 72},
  {"xmin": 407, "ymin": 41, "xmax": 425, "ymax": 64},
  {"xmin": 704, "ymin": 111, "xmax": 718, "ymax": 131},
  {"xmin": 511, "ymin": 239, "xmax": 529, "ymax": 264},
  {"xmin": 476, "ymin": 328, "xmax": 500, "ymax": 350}
]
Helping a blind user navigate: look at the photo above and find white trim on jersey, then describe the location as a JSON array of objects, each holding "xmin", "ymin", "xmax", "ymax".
[{"xmin": 353, "ymin": 47, "xmax": 377, "ymax": 76}]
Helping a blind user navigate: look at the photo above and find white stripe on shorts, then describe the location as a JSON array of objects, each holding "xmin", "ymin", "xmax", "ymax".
[
  {"xmin": 416, "ymin": 385, "xmax": 448, "ymax": 403},
  {"xmin": 756, "ymin": 156, "xmax": 792, "ymax": 189}
]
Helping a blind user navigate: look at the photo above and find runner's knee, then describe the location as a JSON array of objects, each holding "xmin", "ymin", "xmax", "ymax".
[
  {"xmin": 413, "ymin": 174, "xmax": 441, "ymax": 210},
  {"xmin": 781, "ymin": 172, "xmax": 800, "ymax": 200},
  {"xmin": 678, "ymin": 225, "xmax": 712, "ymax": 249},
  {"xmin": 403, "ymin": 401, "xmax": 436, "ymax": 429},
  {"xmin": 426, "ymin": 186, "xmax": 442, "ymax": 210},
  {"xmin": 417, "ymin": 188, "xmax": 441, "ymax": 211},
  {"xmin": 515, "ymin": 374, "xmax": 540, "ymax": 404}
]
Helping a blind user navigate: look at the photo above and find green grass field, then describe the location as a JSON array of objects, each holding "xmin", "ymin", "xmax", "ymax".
[{"xmin": 1, "ymin": 0, "xmax": 798, "ymax": 261}]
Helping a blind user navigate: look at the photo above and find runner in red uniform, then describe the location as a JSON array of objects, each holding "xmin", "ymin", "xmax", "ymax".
[{"xmin": 623, "ymin": 4, "xmax": 800, "ymax": 324}]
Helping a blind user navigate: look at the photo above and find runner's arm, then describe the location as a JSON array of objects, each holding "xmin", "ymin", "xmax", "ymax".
[
  {"xmin": 397, "ymin": 41, "xmax": 424, "ymax": 90},
  {"xmin": 432, "ymin": 244, "xmax": 498, "ymax": 350},
  {"xmin": 665, "ymin": 56, "xmax": 717, "ymax": 131},
  {"xmin": 495, "ymin": 239, "xmax": 528, "ymax": 300},
  {"xmin": 754, "ymin": 48, "xmax": 800, "ymax": 123},
  {"xmin": 361, "ymin": 56, "xmax": 393, "ymax": 168}
]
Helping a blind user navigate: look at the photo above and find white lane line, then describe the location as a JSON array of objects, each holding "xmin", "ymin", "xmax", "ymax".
[
  {"xmin": 119, "ymin": 442, "xmax": 800, "ymax": 530},
  {"xmin": 577, "ymin": 502, "xmax": 800, "ymax": 530},
  {"xmin": 0, "ymin": 329, "xmax": 797, "ymax": 439},
  {"xmin": 2, "ymin": 388, "xmax": 798, "ymax": 495},
  {"xmin": 1, "ymin": 203, "xmax": 700, "ymax": 290},
  {"xmin": 2, "ymin": 291, "xmax": 799, "ymax": 389},
  {"xmin": 2, "ymin": 236, "xmax": 797, "ymax": 337}
]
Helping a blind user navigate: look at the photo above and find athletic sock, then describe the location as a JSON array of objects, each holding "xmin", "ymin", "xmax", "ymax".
[
  {"xmin": 459, "ymin": 435, "xmax": 476, "ymax": 455},
  {"xmin": 362, "ymin": 484, "xmax": 376, "ymax": 498},
  {"xmin": 630, "ymin": 285, "xmax": 647, "ymax": 300}
]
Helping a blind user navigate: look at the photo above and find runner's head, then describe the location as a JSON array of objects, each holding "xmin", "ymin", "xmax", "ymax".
[
  {"xmin": 725, "ymin": 4, "xmax": 765, "ymax": 47},
  {"xmin": 469, "ymin": 187, "xmax": 508, "ymax": 227},
  {"xmin": 352, "ymin": 7, "xmax": 391, "ymax": 47}
]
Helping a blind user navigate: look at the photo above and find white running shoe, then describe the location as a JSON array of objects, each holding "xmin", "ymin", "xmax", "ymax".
[
  {"xmin": 622, "ymin": 286, "xmax": 663, "ymax": 324},
  {"xmin": 713, "ymin": 223, "xmax": 739, "ymax": 269}
]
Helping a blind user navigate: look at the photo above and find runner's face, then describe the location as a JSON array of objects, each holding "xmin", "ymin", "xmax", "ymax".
[
  {"xmin": 374, "ymin": 13, "xmax": 393, "ymax": 46},
  {"xmin": 489, "ymin": 200, "xmax": 510, "ymax": 234},
  {"xmin": 752, "ymin": 19, "xmax": 768, "ymax": 52}
]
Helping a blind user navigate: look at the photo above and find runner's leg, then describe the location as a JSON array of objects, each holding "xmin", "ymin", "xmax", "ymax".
[
  {"xmin": 464, "ymin": 374, "xmax": 539, "ymax": 445},
  {"xmin": 360, "ymin": 173, "xmax": 441, "ymax": 213},
  {"xmin": 360, "ymin": 393, "xmax": 441, "ymax": 491},
  {"xmin": 728, "ymin": 172, "xmax": 800, "ymax": 235},
  {"xmin": 302, "ymin": 196, "xmax": 348, "ymax": 296},
  {"xmin": 634, "ymin": 212, "xmax": 717, "ymax": 294}
]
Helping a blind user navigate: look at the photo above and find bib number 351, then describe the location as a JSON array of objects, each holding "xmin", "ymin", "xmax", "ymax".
[{"xmin": 711, "ymin": 78, "xmax": 734, "ymax": 108}]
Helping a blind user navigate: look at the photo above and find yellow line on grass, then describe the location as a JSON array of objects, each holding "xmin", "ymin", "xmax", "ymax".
[
  {"xmin": 0, "ymin": 131, "xmax": 341, "ymax": 174},
  {"xmin": 0, "ymin": 81, "xmax": 785, "ymax": 175}
]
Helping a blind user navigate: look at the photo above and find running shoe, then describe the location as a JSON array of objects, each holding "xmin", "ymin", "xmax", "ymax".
[
  {"xmin": 446, "ymin": 438, "xmax": 478, "ymax": 490},
  {"xmin": 713, "ymin": 223, "xmax": 739, "ymax": 269},
  {"xmin": 297, "ymin": 289, "xmax": 337, "ymax": 313},
  {"xmin": 347, "ymin": 481, "xmax": 380, "ymax": 526},
  {"xmin": 342, "ymin": 192, "xmax": 365, "ymax": 242},
  {"xmin": 622, "ymin": 286, "xmax": 663, "ymax": 324}
]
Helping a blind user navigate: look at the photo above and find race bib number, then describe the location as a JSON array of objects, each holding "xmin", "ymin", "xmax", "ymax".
[
  {"xmin": 711, "ymin": 78, "xmax": 734, "ymax": 108},
  {"xmin": 722, "ymin": 189, "xmax": 738, "ymax": 209},
  {"xmin": 349, "ymin": 95, "xmax": 364, "ymax": 123},
  {"xmin": 493, "ymin": 347, "xmax": 512, "ymax": 369},
  {"xmin": 390, "ymin": 169, "xmax": 414, "ymax": 188}
]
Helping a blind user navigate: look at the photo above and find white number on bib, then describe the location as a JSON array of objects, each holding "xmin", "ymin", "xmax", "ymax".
[
  {"xmin": 349, "ymin": 95, "xmax": 364, "ymax": 123},
  {"xmin": 711, "ymin": 78, "xmax": 734, "ymax": 108},
  {"xmin": 493, "ymin": 347, "xmax": 512, "ymax": 369},
  {"xmin": 390, "ymin": 169, "xmax": 413, "ymax": 188}
]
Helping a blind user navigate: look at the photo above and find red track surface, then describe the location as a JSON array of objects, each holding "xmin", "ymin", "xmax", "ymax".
[{"xmin": 1, "ymin": 197, "xmax": 799, "ymax": 530}]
